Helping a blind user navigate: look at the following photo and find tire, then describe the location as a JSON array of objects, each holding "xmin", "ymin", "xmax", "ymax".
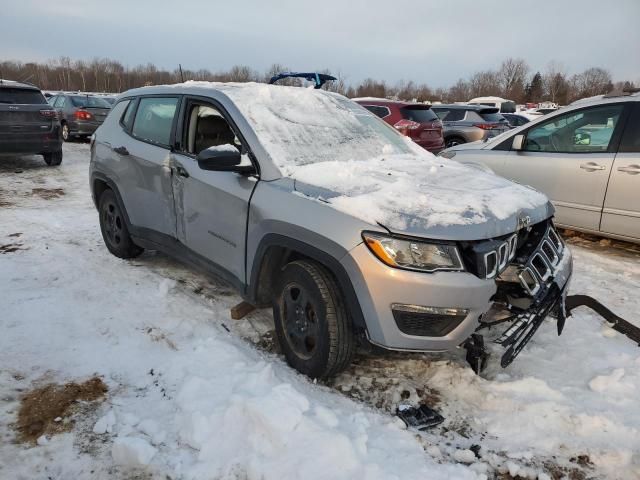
[
  {"xmin": 273, "ymin": 260, "xmax": 354, "ymax": 379},
  {"xmin": 61, "ymin": 123, "xmax": 69, "ymax": 142},
  {"xmin": 98, "ymin": 189, "xmax": 143, "ymax": 259},
  {"xmin": 43, "ymin": 150, "xmax": 63, "ymax": 166},
  {"xmin": 445, "ymin": 136, "xmax": 466, "ymax": 148}
]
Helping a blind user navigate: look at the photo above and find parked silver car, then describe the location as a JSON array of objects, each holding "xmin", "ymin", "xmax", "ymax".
[
  {"xmin": 90, "ymin": 82, "xmax": 572, "ymax": 378},
  {"xmin": 440, "ymin": 91, "xmax": 640, "ymax": 244},
  {"xmin": 431, "ymin": 104, "xmax": 511, "ymax": 148}
]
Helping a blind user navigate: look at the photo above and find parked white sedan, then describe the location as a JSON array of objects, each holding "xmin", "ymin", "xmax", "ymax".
[{"xmin": 440, "ymin": 91, "xmax": 640, "ymax": 243}]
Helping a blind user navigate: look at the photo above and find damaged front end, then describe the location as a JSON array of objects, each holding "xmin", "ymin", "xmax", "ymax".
[{"xmin": 459, "ymin": 220, "xmax": 573, "ymax": 373}]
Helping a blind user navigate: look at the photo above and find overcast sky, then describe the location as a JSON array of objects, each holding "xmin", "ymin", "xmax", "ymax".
[{"xmin": 2, "ymin": 0, "xmax": 639, "ymax": 86}]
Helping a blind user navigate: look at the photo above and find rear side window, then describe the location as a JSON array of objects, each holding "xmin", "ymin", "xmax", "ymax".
[
  {"xmin": 120, "ymin": 100, "xmax": 136, "ymax": 131},
  {"xmin": 401, "ymin": 106, "xmax": 438, "ymax": 123},
  {"xmin": 132, "ymin": 97, "xmax": 179, "ymax": 146},
  {"xmin": 0, "ymin": 87, "xmax": 47, "ymax": 105},
  {"xmin": 619, "ymin": 104, "xmax": 640, "ymax": 153},
  {"xmin": 362, "ymin": 105, "xmax": 390, "ymax": 118}
]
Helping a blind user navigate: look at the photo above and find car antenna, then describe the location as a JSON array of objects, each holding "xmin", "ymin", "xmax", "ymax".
[{"xmin": 178, "ymin": 64, "xmax": 185, "ymax": 83}]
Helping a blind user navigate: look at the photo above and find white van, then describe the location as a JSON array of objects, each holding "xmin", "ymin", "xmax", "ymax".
[{"xmin": 468, "ymin": 96, "xmax": 516, "ymax": 113}]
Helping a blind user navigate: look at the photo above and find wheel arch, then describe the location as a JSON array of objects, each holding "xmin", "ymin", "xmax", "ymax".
[
  {"xmin": 247, "ymin": 233, "xmax": 367, "ymax": 331},
  {"xmin": 90, "ymin": 172, "xmax": 133, "ymax": 228}
]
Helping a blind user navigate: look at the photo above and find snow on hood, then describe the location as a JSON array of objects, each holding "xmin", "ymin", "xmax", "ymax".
[{"xmin": 211, "ymin": 82, "xmax": 550, "ymax": 234}]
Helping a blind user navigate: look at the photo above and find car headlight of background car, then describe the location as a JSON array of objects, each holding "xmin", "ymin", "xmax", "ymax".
[{"xmin": 363, "ymin": 232, "xmax": 464, "ymax": 272}]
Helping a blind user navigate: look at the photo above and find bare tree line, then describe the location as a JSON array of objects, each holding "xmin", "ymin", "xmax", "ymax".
[{"xmin": 0, "ymin": 56, "xmax": 635, "ymax": 105}]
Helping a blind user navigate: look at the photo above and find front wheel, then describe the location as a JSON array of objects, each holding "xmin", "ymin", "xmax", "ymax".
[
  {"xmin": 43, "ymin": 150, "xmax": 62, "ymax": 166},
  {"xmin": 272, "ymin": 260, "xmax": 354, "ymax": 379}
]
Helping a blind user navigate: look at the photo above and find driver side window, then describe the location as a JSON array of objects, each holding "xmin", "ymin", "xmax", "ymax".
[
  {"xmin": 524, "ymin": 105, "xmax": 624, "ymax": 153},
  {"xmin": 184, "ymin": 103, "xmax": 241, "ymax": 156}
]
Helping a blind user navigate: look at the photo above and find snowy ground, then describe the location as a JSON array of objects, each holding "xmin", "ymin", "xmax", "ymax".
[{"xmin": 1, "ymin": 143, "xmax": 639, "ymax": 479}]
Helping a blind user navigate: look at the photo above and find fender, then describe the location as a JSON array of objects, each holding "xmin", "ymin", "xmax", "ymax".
[{"xmin": 247, "ymin": 233, "xmax": 367, "ymax": 330}]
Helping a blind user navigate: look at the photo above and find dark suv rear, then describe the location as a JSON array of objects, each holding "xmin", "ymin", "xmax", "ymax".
[
  {"xmin": 0, "ymin": 80, "xmax": 63, "ymax": 165},
  {"xmin": 48, "ymin": 93, "xmax": 111, "ymax": 141},
  {"xmin": 354, "ymin": 99, "xmax": 445, "ymax": 153}
]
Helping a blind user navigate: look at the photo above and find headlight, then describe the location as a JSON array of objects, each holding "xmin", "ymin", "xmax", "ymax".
[
  {"xmin": 438, "ymin": 150, "xmax": 456, "ymax": 159},
  {"xmin": 362, "ymin": 232, "xmax": 464, "ymax": 273}
]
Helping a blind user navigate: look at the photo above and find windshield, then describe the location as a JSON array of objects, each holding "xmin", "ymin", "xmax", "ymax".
[
  {"xmin": 222, "ymin": 84, "xmax": 418, "ymax": 169},
  {"xmin": 70, "ymin": 95, "xmax": 111, "ymax": 109},
  {"xmin": 0, "ymin": 88, "xmax": 47, "ymax": 105}
]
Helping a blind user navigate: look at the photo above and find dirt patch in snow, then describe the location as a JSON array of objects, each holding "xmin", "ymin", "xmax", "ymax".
[
  {"xmin": 31, "ymin": 187, "xmax": 65, "ymax": 200},
  {"xmin": 0, "ymin": 242, "xmax": 26, "ymax": 254},
  {"xmin": 15, "ymin": 377, "xmax": 108, "ymax": 444}
]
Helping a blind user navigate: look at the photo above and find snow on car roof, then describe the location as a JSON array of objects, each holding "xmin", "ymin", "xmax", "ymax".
[{"xmin": 165, "ymin": 81, "xmax": 550, "ymax": 230}]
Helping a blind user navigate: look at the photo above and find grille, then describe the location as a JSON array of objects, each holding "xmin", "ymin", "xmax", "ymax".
[{"xmin": 517, "ymin": 226, "xmax": 565, "ymax": 296}]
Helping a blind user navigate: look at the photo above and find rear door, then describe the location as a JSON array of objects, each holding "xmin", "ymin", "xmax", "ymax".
[
  {"xmin": 170, "ymin": 97, "xmax": 258, "ymax": 286},
  {"xmin": 115, "ymin": 96, "xmax": 180, "ymax": 238},
  {"xmin": 601, "ymin": 102, "xmax": 640, "ymax": 240},
  {"xmin": 497, "ymin": 103, "xmax": 626, "ymax": 231}
]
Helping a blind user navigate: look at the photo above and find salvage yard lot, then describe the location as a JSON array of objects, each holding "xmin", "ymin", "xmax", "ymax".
[{"xmin": 1, "ymin": 143, "xmax": 639, "ymax": 479}]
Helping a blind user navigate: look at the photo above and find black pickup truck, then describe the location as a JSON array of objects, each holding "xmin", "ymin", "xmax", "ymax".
[{"xmin": 0, "ymin": 80, "xmax": 63, "ymax": 165}]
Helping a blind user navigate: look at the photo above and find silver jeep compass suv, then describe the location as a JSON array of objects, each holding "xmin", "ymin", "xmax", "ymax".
[{"xmin": 90, "ymin": 82, "xmax": 572, "ymax": 378}]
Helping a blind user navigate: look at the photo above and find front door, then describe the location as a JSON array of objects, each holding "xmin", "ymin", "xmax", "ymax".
[
  {"xmin": 171, "ymin": 98, "xmax": 258, "ymax": 286},
  {"xmin": 601, "ymin": 103, "xmax": 640, "ymax": 241},
  {"xmin": 498, "ymin": 103, "xmax": 626, "ymax": 231}
]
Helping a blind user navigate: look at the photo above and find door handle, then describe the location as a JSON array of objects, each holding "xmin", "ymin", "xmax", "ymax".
[
  {"xmin": 175, "ymin": 165, "xmax": 190, "ymax": 178},
  {"xmin": 113, "ymin": 146, "xmax": 129, "ymax": 156},
  {"xmin": 579, "ymin": 162, "xmax": 606, "ymax": 172},
  {"xmin": 617, "ymin": 164, "xmax": 640, "ymax": 175}
]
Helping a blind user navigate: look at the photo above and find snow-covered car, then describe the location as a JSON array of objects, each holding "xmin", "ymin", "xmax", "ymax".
[
  {"xmin": 439, "ymin": 90, "xmax": 640, "ymax": 244},
  {"xmin": 90, "ymin": 82, "xmax": 572, "ymax": 378}
]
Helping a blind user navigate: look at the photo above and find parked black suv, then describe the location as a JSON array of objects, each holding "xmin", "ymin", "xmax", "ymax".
[
  {"xmin": 47, "ymin": 93, "xmax": 111, "ymax": 141},
  {"xmin": 0, "ymin": 80, "xmax": 63, "ymax": 165}
]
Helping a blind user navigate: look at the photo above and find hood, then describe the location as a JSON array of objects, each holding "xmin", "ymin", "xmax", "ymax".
[{"xmin": 292, "ymin": 154, "xmax": 553, "ymax": 241}]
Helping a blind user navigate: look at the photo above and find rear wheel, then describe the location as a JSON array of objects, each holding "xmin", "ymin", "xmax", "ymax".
[
  {"xmin": 98, "ymin": 189, "xmax": 143, "ymax": 259},
  {"xmin": 273, "ymin": 260, "xmax": 354, "ymax": 379},
  {"xmin": 61, "ymin": 123, "xmax": 69, "ymax": 142},
  {"xmin": 445, "ymin": 136, "xmax": 466, "ymax": 148},
  {"xmin": 43, "ymin": 150, "xmax": 63, "ymax": 166}
]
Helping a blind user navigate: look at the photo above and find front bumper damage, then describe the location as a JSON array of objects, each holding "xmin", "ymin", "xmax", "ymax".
[{"xmin": 467, "ymin": 224, "xmax": 573, "ymax": 373}]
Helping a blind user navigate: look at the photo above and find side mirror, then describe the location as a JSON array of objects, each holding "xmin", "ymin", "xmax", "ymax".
[
  {"xmin": 196, "ymin": 145, "xmax": 242, "ymax": 171},
  {"xmin": 512, "ymin": 134, "xmax": 525, "ymax": 151},
  {"xmin": 574, "ymin": 132, "xmax": 591, "ymax": 146}
]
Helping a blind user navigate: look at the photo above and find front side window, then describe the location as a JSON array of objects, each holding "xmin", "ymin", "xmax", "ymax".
[
  {"xmin": 183, "ymin": 103, "xmax": 240, "ymax": 155},
  {"xmin": 131, "ymin": 97, "xmax": 179, "ymax": 146},
  {"xmin": 524, "ymin": 104, "xmax": 624, "ymax": 153}
]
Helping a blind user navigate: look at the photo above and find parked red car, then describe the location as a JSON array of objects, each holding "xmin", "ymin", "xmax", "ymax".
[{"xmin": 354, "ymin": 98, "xmax": 445, "ymax": 153}]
